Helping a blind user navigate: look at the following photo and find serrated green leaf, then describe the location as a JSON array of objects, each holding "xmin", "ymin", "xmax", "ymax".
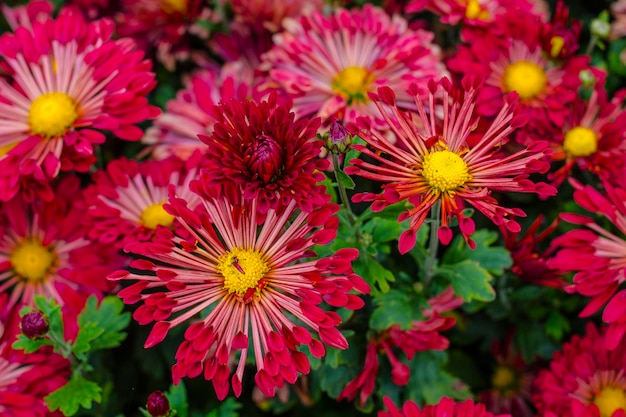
[
  {"xmin": 205, "ymin": 397, "xmax": 241, "ymax": 417},
  {"xmin": 441, "ymin": 260, "xmax": 496, "ymax": 302},
  {"xmin": 365, "ymin": 217, "xmax": 405, "ymax": 243},
  {"xmin": 318, "ymin": 364, "xmax": 358, "ymax": 398},
  {"xmin": 369, "ymin": 289, "xmax": 423, "ymax": 330},
  {"xmin": 441, "ymin": 230, "xmax": 512, "ymax": 275},
  {"xmin": 545, "ymin": 310, "xmax": 570, "ymax": 341},
  {"xmin": 353, "ymin": 253, "xmax": 395, "ymax": 293},
  {"xmin": 32, "ymin": 295, "xmax": 64, "ymax": 339},
  {"xmin": 45, "ymin": 373, "xmax": 102, "ymax": 416},
  {"xmin": 77, "ymin": 295, "xmax": 130, "ymax": 351},
  {"xmin": 72, "ymin": 322, "xmax": 104, "ymax": 357},
  {"xmin": 336, "ymin": 169, "xmax": 356, "ymax": 190},
  {"xmin": 12, "ymin": 334, "xmax": 54, "ymax": 354},
  {"xmin": 167, "ymin": 381, "xmax": 188, "ymax": 417}
]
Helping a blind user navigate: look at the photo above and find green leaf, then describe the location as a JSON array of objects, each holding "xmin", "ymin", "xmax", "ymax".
[
  {"xmin": 364, "ymin": 217, "xmax": 406, "ymax": 243},
  {"xmin": 442, "ymin": 230, "xmax": 512, "ymax": 275},
  {"xmin": 545, "ymin": 310, "xmax": 570, "ymax": 341},
  {"xmin": 353, "ymin": 253, "xmax": 395, "ymax": 293},
  {"xmin": 440, "ymin": 260, "xmax": 496, "ymax": 302},
  {"xmin": 167, "ymin": 381, "xmax": 188, "ymax": 417},
  {"xmin": 336, "ymin": 169, "xmax": 356, "ymax": 190},
  {"xmin": 72, "ymin": 322, "xmax": 104, "ymax": 357},
  {"xmin": 205, "ymin": 397, "xmax": 242, "ymax": 417},
  {"xmin": 12, "ymin": 334, "xmax": 54, "ymax": 353},
  {"xmin": 32, "ymin": 295, "xmax": 64, "ymax": 340},
  {"xmin": 45, "ymin": 373, "xmax": 102, "ymax": 416},
  {"xmin": 77, "ymin": 295, "xmax": 131, "ymax": 351},
  {"xmin": 369, "ymin": 289, "xmax": 424, "ymax": 330}
]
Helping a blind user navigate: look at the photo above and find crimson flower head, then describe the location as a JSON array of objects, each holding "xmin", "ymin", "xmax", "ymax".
[
  {"xmin": 199, "ymin": 94, "xmax": 330, "ymax": 214},
  {"xmin": 540, "ymin": 1, "xmax": 582, "ymax": 59},
  {"xmin": 346, "ymin": 77, "xmax": 555, "ymax": 254},
  {"xmin": 110, "ymin": 184, "xmax": 368, "ymax": 400},
  {"xmin": 379, "ymin": 396, "xmax": 511, "ymax": 417},
  {"xmin": 548, "ymin": 179, "xmax": 626, "ymax": 350}
]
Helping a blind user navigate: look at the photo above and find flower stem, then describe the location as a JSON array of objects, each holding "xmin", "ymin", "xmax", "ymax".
[
  {"xmin": 423, "ymin": 201, "xmax": 441, "ymax": 288},
  {"xmin": 332, "ymin": 153, "xmax": 357, "ymax": 226}
]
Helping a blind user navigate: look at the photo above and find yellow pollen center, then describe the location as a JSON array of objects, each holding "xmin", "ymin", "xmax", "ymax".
[
  {"xmin": 140, "ymin": 203, "xmax": 175, "ymax": 230},
  {"xmin": 332, "ymin": 66, "xmax": 373, "ymax": 104},
  {"xmin": 465, "ymin": 0, "xmax": 489, "ymax": 20},
  {"xmin": 503, "ymin": 60, "xmax": 547, "ymax": 100},
  {"xmin": 491, "ymin": 366, "xmax": 516, "ymax": 391},
  {"xmin": 217, "ymin": 248, "xmax": 269, "ymax": 297},
  {"xmin": 422, "ymin": 150, "xmax": 471, "ymax": 193},
  {"xmin": 563, "ymin": 126, "xmax": 598, "ymax": 158},
  {"xmin": 593, "ymin": 387, "xmax": 626, "ymax": 417},
  {"xmin": 10, "ymin": 239, "xmax": 56, "ymax": 282},
  {"xmin": 161, "ymin": 0, "xmax": 187, "ymax": 14},
  {"xmin": 550, "ymin": 36, "xmax": 566, "ymax": 57},
  {"xmin": 28, "ymin": 92, "xmax": 77, "ymax": 138}
]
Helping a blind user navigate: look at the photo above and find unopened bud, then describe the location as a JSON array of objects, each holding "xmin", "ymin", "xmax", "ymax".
[
  {"xmin": 324, "ymin": 120, "xmax": 353, "ymax": 154},
  {"xmin": 20, "ymin": 310, "xmax": 49, "ymax": 339},
  {"xmin": 146, "ymin": 391, "xmax": 171, "ymax": 417},
  {"xmin": 590, "ymin": 18, "xmax": 611, "ymax": 40}
]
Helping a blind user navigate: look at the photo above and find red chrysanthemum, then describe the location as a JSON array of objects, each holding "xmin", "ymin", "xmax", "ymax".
[
  {"xmin": 198, "ymin": 94, "xmax": 330, "ymax": 214},
  {"xmin": 229, "ymin": 0, "xmax": 323, "ymax": 33},
  {"xmin": 547, "ymin": 179, "xmax": 626, "ymax": 350},
  {"xmin": 379, "ymin": 396, "xmax": 511, "ymax": 417},
  {"xmin": 346, "ymin": 77, "xmax": 555, "ymax": 254},
  {"xmin": 84, "ymin": 153, "xmax": 202, "ymax": 250},
  {"xmin": 0, "ymin": 6, "xmax": 159, "ymax": 202},
  {"xmin": 0, "ymin": 176, "xmax": 122, "ymax": 338},
  {"xmin": 533, "ymin": 322, "xmax": 626, "ymax": 417},
  {"xmin": 109, "ymin": 182, "xmax": 369, "ymax": 400}
]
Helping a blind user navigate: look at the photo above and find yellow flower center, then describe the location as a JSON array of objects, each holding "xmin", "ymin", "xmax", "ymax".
[
  {"xmin": 465, "ymin": 0, "xmax": 489, "ymax": 20},
  {"xmin": 217, "ymin": 248, "xmax": 269, "ymax": 297},
  {"xmin": 422, "ymin": 150, "xmax": 471, "ymax": 193},
  {"xmin": 332, "ymin": 66, "xmax": 373, "ymax": 104},
  {"xmin": 550, "ymin": 35, "xmax": 566, "ymax": 58},
  {"xmin": 593, "ymin": 387, "xmax": 626, "ymax": 417},
  {"xmin": 161, "ymin": 0, "xmax": 187, "ymax": 14},
  {"xmin": 563, "ymin": 126, "xmax": 598, "ymax": 158},
  {"xmin": 491, "ymin": 366, "xmax": 516, "ymax": 391},
  {"xmin": 10, "ymin": 239, "xmax": 56, "ymax": 282},
  {"xmin": 28, "ymin": 92, "xmax": 78, "ymax": 138},
  {"xmin": 503, "ymin": 61, "xmax": 547, "ymax": 100},
  {"xmin": 140, "ymin": 202, "xmax": 175, "ymax": 230}
]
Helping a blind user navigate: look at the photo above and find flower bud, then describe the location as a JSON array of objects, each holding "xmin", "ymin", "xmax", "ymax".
[
  {"xmin": 324, "ymin": 119, "xmax": 353, "ymax": 155},
  {"xmin": 146, "ymin": 390, "xmax": 171, "ymax": 417},
  {"xmin": 20, "ymin": 310, "xmax": 49, "ymax": 339},
  {"xmin": 590, "ymin": 17, "xmax": 611, "ymax": 40}
]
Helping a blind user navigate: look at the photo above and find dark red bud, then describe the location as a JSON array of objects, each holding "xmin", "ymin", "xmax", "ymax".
[
  {"xmin": 20, "ymin": 311, "xmax": 49, "ymax": 339},
  {"xmin": 247, "ymin": 135, "xmax": 284, "ymax": 183},
  {"xmin": 146, "ymin": 390, "xmax": 171, "ymax": 417}
]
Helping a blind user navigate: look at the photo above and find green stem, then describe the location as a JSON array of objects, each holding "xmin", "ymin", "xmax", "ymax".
[
  {"xmin": 332, "ymin": 153, "xmax": 357, "ymax": 226},
  {"xmin": 423, "ymin": 201, "xmax": 441, "ymax": 288},
  {"xmin": 48, "ymin": 331, "xmax": 80, "ymax": 367},
  {"xmin": 585, "ymin": 35, "xmax": 597, "ymax": 57}
]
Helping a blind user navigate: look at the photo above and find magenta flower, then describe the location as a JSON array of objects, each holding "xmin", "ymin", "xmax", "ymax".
[{"xmin": 110, "ymin": 185, "xmax": 368, "ymax": 400}]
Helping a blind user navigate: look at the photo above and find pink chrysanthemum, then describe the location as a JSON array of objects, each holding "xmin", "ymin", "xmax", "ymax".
[
  {"xmin": 345, "ymin": 77, "xmax": 555, "ymax": 254},
  {"xmin": 229, "ymin": 0, "xmax": 322, "ymax": 32},
  {"xmin": 533, "ymin": 323, "xmax": 626, "ymax": 417},
  {"xmin": 379, "ymin": 396, "xmax": 511, "ymax": 417},
  {"xmin": 84, "ymin": 153, "xmax": 202, "ymax": 249},
  {"xmin": 114, "ymin": 0, "xmax": 219, "ymax": 70},
  {"xmin": 547, "ymin": 179, "xmax": 626, "ymax": 350},
  {"xmin": 0, "ymin": 7, "xmax": 159, "ymax": 202},
  {"xmin": 1, "ymin": 0, "xmax": 52, "ymax": 31},
  {"xmin": 446, "ymin": 8, "xmax": 589, "ymax": 138},
  {"xmin": 110, "ymin": 183, "xmax": 369, "ymax": 400},
  {"xmin": 339, "ymin": 287, "xmax": 462, "ymax": 407},
  {"xmin": 0, "ymin": 176, "xmax": 121, "ymax": 338},
  {"xmin": 142, "ymin": 64, "xmax": 269, "ymax": 160},
  {"xmin": 546, "ymin": 86, "xmax": 626, "ymax": 188},
  {"xmin": 198, "ymin": 94, "xmax": 330, "ymax": 214},
  {"xmin": 259, "ymin": 4, "xmax": 447, "ymax": 129}
]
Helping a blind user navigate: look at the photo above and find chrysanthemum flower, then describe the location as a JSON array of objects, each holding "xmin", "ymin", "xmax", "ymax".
[
  {"xmin": 109, "ymin": 183, "xmax": 368, "ymax": 400},
  {"xmin": 446, "ymin": 7, "xmax": 589, "ymax": 134},
  {"xmin": 345, "ymin": 77, "xmax": 555, "ymax": 254},
  {"xmin": 198, "ymin": 94, "xmax": 330, "ymax": 214},
  {"xmin": 0, "ymin": 176, "xmax": 121, "ymax": 338},
  {"xmin": 340, "ymin": 287, "xmax": 462, "ymax": 407},
  {"xmin": 142, "ymin": 64, "xmax": 269, "ymax": 160},
  {"xmin": 379, "ymin": 396, "xmax": 511, "ymax": 417},
  {"xmin": 533, "ymin": 322, "xmax": 626, "ymax": 417},
  {"xmin": 259, "ymin": 4, "xmax": 447, "ymax": 129},
  {"xmin": 229, "ymin": 0, "xmax": 322, "ymax": 33},
  {"xmin": 84, "ymin": 153, "xmax": 202, "ymax": 249},
  {"xmin": 1, "ymin": 0, "xmax": 52, "ymax": 31},
  {"xmin": 0, "ymin": 7, "xmax": 160, "ymax": 202},
  {"xmin": 547, "ymin": 179, "xmax": 626, "ymax": 350},
  {"xmin": 546, "ymin": 86, "xmax": 626, "ymax": 188},
  {"xmin": 114, "ymin": 0, "xmax": 220, "ymax": 70}
]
